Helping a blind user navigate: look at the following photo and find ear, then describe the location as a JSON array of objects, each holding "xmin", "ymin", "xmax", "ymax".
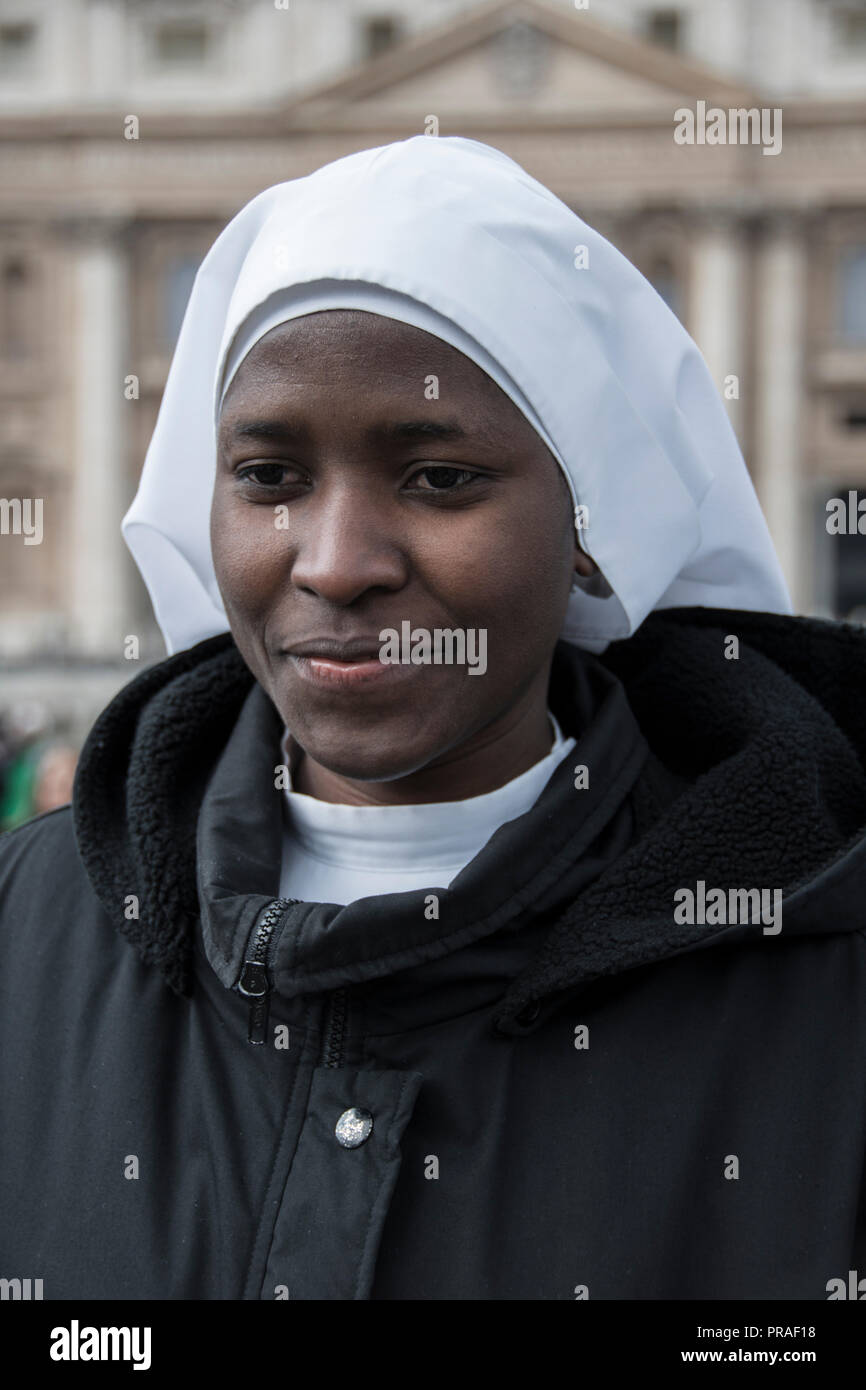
[{"xmin": 573, "ymin": 548, "xmax": 597, "ymax": 577}]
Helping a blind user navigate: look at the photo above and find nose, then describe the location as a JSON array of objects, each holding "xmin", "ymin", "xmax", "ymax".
[{"xmin": 289, "ymin": 480, "xmax": 409, "ymax": 605}]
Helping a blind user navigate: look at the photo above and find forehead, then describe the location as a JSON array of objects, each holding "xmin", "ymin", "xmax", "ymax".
[{"xmin": 223, "ymin": 308, "xmax": 511, "ymax": 406}]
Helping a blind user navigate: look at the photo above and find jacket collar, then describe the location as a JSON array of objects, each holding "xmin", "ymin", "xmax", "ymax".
[
  {"xmin": 195, "ymin": 642, "xmax": 649, "ymax": 1002},
  {"xmin": 71, "ymin": 609, "xmax": 866, "ymax": 1023}
]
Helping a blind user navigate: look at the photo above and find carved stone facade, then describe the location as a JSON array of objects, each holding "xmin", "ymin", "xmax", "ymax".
[{"xmin": 1, "ymin": 0, "xmax": 865, "ymax": 734}]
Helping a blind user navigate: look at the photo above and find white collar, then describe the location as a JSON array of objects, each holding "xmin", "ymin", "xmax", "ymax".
[{"xmin": 279, "ymin": 713, "xmax": 576, "ymax": 872}]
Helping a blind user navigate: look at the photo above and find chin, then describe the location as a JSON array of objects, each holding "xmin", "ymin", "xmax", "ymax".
[{"xmin": 299, "ymin": 738, "xmax": 439, "ymax": 784}]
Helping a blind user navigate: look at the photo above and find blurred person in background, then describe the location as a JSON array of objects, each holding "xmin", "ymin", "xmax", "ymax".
[
  {"xmin": 0, "ymin": 703, "xmax": 76, "ymax": 830},
  {"xmin": 30, "ymin": 742, "xmax": 78, "ymax": 818}
]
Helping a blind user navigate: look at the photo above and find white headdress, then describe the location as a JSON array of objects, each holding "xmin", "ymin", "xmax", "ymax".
[{"xmin": 122, "ymin": 135, "xmax": 791, "ymax": 655}]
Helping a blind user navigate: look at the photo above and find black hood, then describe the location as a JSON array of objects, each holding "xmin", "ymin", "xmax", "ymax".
[{"xmin": 71, "ymin": 607, "xmax": 866, "ymax": 1023}]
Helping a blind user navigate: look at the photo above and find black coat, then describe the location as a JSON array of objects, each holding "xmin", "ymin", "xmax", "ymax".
[{"xmin": 2, "ymin": 607, "xmax": 865, "ymax": 1300}]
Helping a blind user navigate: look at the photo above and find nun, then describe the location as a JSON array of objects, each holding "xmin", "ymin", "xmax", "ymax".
[{"xmin": 1, "ymin": 135, "xmax": 865, "ymax": 1302}]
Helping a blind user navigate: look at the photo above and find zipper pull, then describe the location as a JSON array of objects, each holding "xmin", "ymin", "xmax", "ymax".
[
  {"xmin": 238, "ymin": 959, "xmax": 270, "ymax": 1045},
  {"xmin": 237, "ymin": 898, "xmax": 296, "ymax": 1045}
]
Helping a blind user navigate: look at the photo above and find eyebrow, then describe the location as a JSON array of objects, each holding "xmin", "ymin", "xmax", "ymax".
[{"xmin": 227, "ymin": 417, "xmax": 482, "ymax": 445}]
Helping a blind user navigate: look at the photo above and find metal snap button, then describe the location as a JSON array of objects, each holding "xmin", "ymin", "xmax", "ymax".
[{"xmin": 335, "ymin": 1106, "xmax": 374, "ymax": 1148}]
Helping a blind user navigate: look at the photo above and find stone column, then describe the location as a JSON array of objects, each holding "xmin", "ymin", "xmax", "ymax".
[
  {"xmin": 752, "ymin": 211, "xmax": 809, "ymax": 612},
  {"xmin": 688, "ymin": 208, "xmax": 747, "ymax": 443},
  {"xmin": 66, "ymin": 215, "xmax": 131, "ymax": 657}
]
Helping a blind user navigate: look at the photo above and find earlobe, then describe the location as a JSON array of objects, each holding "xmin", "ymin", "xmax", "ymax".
[{"xmin": 571, "ymin": 544, "xmax": 614, "ymax": 598}]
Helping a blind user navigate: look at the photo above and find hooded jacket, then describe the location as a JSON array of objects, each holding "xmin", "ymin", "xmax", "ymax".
[{"xmin": 1, "ymin": 605, "xmax": 865, "ymax": 1301}]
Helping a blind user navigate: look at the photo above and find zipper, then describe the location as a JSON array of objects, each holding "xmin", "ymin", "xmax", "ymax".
[
  {"xmin": 236, "ymin": 898, "xmax": 297, "ymax": 1045},
  {"xmin": 320, "ymin": 986, "xmax": 350, "ymax": 1068}
]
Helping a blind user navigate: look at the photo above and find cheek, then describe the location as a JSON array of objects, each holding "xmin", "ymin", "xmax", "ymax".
[
  {"xmin": 421, "ymin": 499, "xmax": 568, "ymax": 626},
  {"xmin": 210, "ymin": 490, "xmax": 284, "ymax": 612}
]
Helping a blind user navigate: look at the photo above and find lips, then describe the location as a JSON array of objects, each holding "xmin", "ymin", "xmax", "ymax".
[
  {"xmin": 283, "ymin": 635, "xmax": 411, "ymax": 691},
  {"xmin": 286, "ymin": 637, "xmax": 385, "ymax": 663}
]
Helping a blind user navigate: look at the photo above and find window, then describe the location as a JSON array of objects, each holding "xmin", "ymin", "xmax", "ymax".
[
  {"xmin": 0, "ymin": 20, "xmax": 36, "ymax": 72},
  {"xmin": 644, "ymin": 8, "xmax": 682, "ymax": 51},
  {"xmin": 840, "ymin": 399, "xmax": 866, "ymax": 430},
  {"xmin": 833, "ymin": 524, "xmax": 866, "ymax": 622},
  {"xmin": 838, "ymin": 245, "xmax": 866, "ymax": 342},
  {"xmin": 153, "ymin": 21, "xmax": 210, "ymax": 67},
  {"xmin": 1, "ymin": 258, "xmax": 34, "ymax": 358},
  {"xmin": 0, "ymin": 461, "xmax": 53, "ymax": 605},
  {"xmin": 833, "ymin": 6, "xmax": 866, "ymax": 50},
  {"xmin": 363, "ymin": 16, "xmax": 401, "ymax": 60},
  {"xmin": 162, "ymin": 256, "xmax": 200, "ymax": 352}
]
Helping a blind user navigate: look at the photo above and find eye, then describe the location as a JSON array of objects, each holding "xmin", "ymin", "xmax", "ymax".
[
  {"xmin": 408, "ymin": 465, "xmax": 478, "ymax": 491},
  {"xmin": 237, "ymin": 463, "xmax": 294, "ymax": 487}
]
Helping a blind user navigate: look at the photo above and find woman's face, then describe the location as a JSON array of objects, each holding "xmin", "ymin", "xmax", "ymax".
[{"xmin": 212, "ymin": 310, "xmax": 583, "ymax": 795}]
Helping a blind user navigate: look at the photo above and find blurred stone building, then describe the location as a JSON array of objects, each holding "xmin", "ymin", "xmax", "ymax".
[{"xmin": 1, "ymin": 0, "xmax": 865, "ymax": 739}]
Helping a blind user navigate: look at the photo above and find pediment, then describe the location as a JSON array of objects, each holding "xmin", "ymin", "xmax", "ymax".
[{"xmin": 287, "ymin": 0, "xmax": 753, "ymax": 125}]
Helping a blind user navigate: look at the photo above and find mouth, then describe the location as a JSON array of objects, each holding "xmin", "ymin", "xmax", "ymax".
[{"xmin": 283, "ymin": 636, "xmax": 412, "ymax": 690}]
